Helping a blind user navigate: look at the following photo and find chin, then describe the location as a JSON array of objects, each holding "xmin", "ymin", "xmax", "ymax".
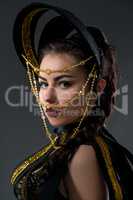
[{"xmin": 47, "ymin": 116, "xmax": 76, "ymax": 128}]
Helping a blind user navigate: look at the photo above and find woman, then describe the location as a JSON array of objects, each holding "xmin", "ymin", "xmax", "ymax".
[{"xmin": 11, "ymin": 3, "xmax": 133, "ymax": 200}]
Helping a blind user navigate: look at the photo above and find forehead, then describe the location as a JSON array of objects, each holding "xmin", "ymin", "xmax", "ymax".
[
  {"xmin": 40, "ymin": 53, "xmax": 77, "ymax": 71},
  {"xmin": 39, "ymin": 52, "xmax": 87, "ymax": 78}
]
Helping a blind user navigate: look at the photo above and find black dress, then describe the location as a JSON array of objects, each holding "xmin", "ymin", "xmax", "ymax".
[{"xmin": 11, "ymin": 122, "xmax": 133, "ymax": 200}]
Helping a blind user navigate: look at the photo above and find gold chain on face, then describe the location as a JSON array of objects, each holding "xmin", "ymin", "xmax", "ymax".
[
  {"xmin": 23, "ymin": 54, "xmax": 96, "ymax": 109},
  {"xmin": 25, "ymin": 55, "xmax": 98, "ymax": 149},
  {"xmin": 39, "ymin": 64, "xmax": 97, "ymax": 110},
  {"xmin": 70, "ymin": 69, "xmax": 97, "ymax": 139},
  {"xmin": 22, "ymin": 54, "xmax": 94, "ymax": 75},
  {"xmin": 26, "ymin": 64, "xmax": 59, "ymax": 147}
]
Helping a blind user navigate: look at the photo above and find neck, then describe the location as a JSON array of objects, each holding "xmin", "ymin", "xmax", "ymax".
[{"xmin": 46, "ymin": 115, "xmax": 104, "ymax": 137}]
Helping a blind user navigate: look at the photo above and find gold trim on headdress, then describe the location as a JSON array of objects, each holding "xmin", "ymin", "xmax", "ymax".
[{"xmin": 22, "ymin": 8, "xmax": 46, "ymax": 67}]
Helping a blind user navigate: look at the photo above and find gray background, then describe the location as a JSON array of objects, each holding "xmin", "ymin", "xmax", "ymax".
[{"xmin": 0, "ymin": 0, "xmax": 132, "ymax": 199}]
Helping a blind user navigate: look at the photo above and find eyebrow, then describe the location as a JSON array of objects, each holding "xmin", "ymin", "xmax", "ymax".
[{"xmin": 38, "ymin": 74, "xmax": 75, "ymax": 82}]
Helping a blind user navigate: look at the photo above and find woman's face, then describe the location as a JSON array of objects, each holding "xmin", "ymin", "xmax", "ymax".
[{"xmin": 39, "ymin": 52, "xmax": 94, "ymax": 127}]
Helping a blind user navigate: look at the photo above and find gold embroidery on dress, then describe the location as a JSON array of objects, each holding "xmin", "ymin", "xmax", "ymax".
[
  {"xmin": 96, "ymin": 135, "xmax": 123, "ymax": 200},
  {"xmin": 11, "ymin": 141, "xmax": 58, "ymax": 185}
]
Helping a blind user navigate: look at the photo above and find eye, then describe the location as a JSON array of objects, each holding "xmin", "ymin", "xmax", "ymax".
[
  {"xmin": 38, "ymin": 81, "xmax": 48, "ymax": 89},
  {"xmin": 59, "ymin": 81, "xmax": 72, "ymax": 89}
]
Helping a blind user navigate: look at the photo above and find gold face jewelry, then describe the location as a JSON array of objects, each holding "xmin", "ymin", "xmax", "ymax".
[
  {"xmin": 38, "ymin": 64, "xmax": 97, "ymax": 111},
  {"xmin": 23, "ymin": 53, "xmax": 97, "ymax": 110},
  {"xmin": 25, "ymin": 54, "xmax": 98, "ymax": 148},
  {"xmin": 22, "ymin": 54, "xmax": 94, "ymax": 75}
]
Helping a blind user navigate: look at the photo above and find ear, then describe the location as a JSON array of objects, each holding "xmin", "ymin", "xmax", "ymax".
[{"xmin": 97, "ymin": 79, "xmax": 106, "ymax": 93}]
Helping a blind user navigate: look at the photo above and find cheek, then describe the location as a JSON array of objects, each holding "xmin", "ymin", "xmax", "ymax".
[{"xmin": 56, "ymin": 87, "xmax": 80, "ymax": 105}]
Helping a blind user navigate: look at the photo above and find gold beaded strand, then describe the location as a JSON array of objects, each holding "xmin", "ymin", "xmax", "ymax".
[{"xmin": 25, "ymin": 56, "xmax": 98, "ymax": 148}]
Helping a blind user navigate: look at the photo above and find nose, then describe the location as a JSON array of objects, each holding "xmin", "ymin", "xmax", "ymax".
[{"xmin": 40, "ymin": 86, "xmax": 57, "ymax": 104}]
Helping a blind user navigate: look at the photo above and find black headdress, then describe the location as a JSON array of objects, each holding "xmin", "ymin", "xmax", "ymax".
[
  {"xmin": 13, "ymin": 2, "xmax": 109, "ymax": 75},
  {"xmin": 11, "ymin": 3, "xmax": 133, "ymax": 200}
]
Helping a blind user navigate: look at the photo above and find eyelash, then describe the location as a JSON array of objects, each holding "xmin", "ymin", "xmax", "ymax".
[
  {"xmin": 38, "ymin": 82, "xmax": 48, "ymax": 89},
  {"xmin": 59, "ymin": 81, "xmax": 72, "ymax": 89},
  {"xmin": 38, "ymin": 81, "xmax": 72, "ymax": 89}
]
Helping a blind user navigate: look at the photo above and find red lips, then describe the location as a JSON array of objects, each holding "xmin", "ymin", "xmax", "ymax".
[{"xmin": 46, "ymin": 108, "xmax": 61, "ymax": 117}]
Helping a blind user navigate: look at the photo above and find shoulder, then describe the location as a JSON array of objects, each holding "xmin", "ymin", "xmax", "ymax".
[
  {"xmin": 64, "ymin": 144, "xmax": 107, "ymax": 200},
  {"xmin": 70, "ymin": 144, "xmax": 97, "ymax": 166},
  {"xmin": 67, "ymin": 144, "xmax": 99, "ymax": 173}
]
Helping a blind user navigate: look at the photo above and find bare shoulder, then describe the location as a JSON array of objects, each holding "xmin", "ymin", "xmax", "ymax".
[
  {"xmin": 69, "ymin": 144, "xmax": 98, "ymax": 166},
  {"xmin": 68, "ymin": 144, "xmax": 101, "ymax": 179},
  {"xmin": 64, "ymin": 144, "xmax": 107, "ymax": 200}
]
